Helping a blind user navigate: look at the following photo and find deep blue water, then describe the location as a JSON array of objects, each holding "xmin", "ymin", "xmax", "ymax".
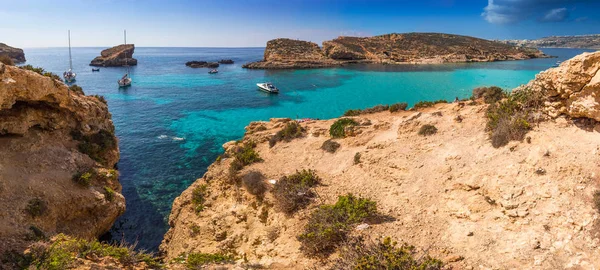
[{"xmin": 21, "ymin": 47, "xmax": 595, "ymax": 251}]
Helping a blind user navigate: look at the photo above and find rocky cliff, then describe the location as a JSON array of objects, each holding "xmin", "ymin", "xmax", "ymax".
[
  {"xmin": 90, "ymin": 44, "xmax": 137, "ymax": 67},
  {"xmin": 0, "ymin": 63, "xmax": 124, "ymax": 262},
  {"xmin": 162, "ymin": 51, "xmax": 600, "ymax": 269},
  {"xmin": 0, "ymin": 43, "xmax": 26, "ymax": 63},
  {"xmin": 244, "ymin": 33, "xmax": 549, "ymax": 69}
]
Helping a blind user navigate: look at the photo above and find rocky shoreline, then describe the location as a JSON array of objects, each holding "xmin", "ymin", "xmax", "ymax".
[{"xmin": 244, "ymin": 33, "xmax": 551, "ymax": 69}]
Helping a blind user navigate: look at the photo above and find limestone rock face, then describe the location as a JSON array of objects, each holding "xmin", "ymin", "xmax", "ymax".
[
  {"xmin": 518, "ymin": 51, "xmax": 600, "ymax": 120},
  {"xmin": 243, "ymin": 38, "xmax": 341, "ymax": 69},
  {"xmin": 0, "ymin": 43, "xmax": 26, "ymax": 63},
  {"xmin": 90, "ymin": 44, "xmax": 137, "ymax": 67},
  {"xmin": 0, "ymin": 63, "xmax": 124, "ymax": 257}
]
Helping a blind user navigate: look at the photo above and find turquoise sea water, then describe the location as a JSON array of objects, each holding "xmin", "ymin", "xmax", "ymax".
[{"xmin": 21, "ymin": 47, "xmax": 595, "ymax": 251}]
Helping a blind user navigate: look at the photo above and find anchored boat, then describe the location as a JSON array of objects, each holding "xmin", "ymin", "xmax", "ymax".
[
  {"xmin": 256, "ymin": 82, "xmax": 279, "ymax": 94},
  {"xmin": 63, "ymin": 30, "xmax": 76, "ymax": 83},
  {"xmin": 118, "ymin": 30, "xmax": 132, "ymax": 88}
]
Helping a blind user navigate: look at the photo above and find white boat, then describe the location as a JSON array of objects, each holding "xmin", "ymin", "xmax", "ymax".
[
  {"xmin": 118, "ymin": 30, "xmax": 132, "ymax": 88},
  {"xmin": 257, "ymin": 82, "xmax": 279, "ymax": 94},
  {"xmin": 209, "ymin": 69, "xmax": 218, "ymax": 74},
  {"xmin": 63, "ymin": 30, "xmax": 76, "ymax": 83}
]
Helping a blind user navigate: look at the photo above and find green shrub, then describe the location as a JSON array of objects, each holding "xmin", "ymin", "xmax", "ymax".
[
  {"xmin": 593, "ymin": 191, "xmax": 600, "ymax": 213},
  {"xmin": 418, "ymin": 124, "xmax": 438, "ymax": 136},
  {"xmin": 19, "ymin": 65, "xmax": 61, "ymax": 81},
  {"xmin": 330, "ymin": 237, "xmax": 443, "ymax": 270},
  {"xmin": 330, "ymin": 118, "xmax": 358, "ymax": 138},
  {"xmin": 354, "ymin": 152, "xmax": 361, "ymax": 165},
  {"xmin": 272, "ymin": 170, "xmax": 320, "ymax": 214},
  {"xmin": 28, "ymin": 226, "xmax": 46, "ymax": 241},
  {"xmin": 1, "ymin": 249, "xmax": 33, "ymax": 269},
  {"xmin": 0, "ymin": 55, "xmax": 14, "ymax": 65},
  {"xmin": 25, "ymin": 198, "xmax": 48, "ymax": 217},
  {"xmin": 191, "ymin": 184, "xmax": 208, "ymax": 214},
  {"xmin": 29, "ymin": 234, "xmax": 161, "ymax": 269},
  {"xmin": 72, "ymin": 129, "xmax": 117, "ymax": 165},
  {"xmin": 68, "ymin": 85, "xmax": 84, "ymax": 95},
  {"xmin": 269, "ymin": 122, "xmax": 305, "ymax": 147},
  {"xmin": 321, "ymin": 139, "xmax": 341, "ymax": 153},
  {"xmin": 473, "ymin": 86, "xmax": 506, "ymax": 104},
  {"xmin": 232, "ymin": 141, "xmax": 262, "ymax": 167},
  {"xmin": 413, "ymin": 99, "xmax": 447, "ymax": 109},
  {"xmin": 389, "ymin": 102, "xmax": 408, "ymax": 112},
  {"xmin": 104, "ymin": 186, "xmax": 115, "ymax": 202},
  {"xmin": 242, "ymin": 171, "xmax": 267, "ymax": 197},
  {"xmin": 343, "ymin": 109, "xmax": 363, "ymax": 116},
  {"xmin": 362, "ymin": 105, "xmax": 388, "ymax": 114},
  {"xmin": 298, "ymin": 194, "xmax": 378, "ymax": 256},
  {"xmin": 92, "ymin": 95, "xmax": 107, "ymax": 104},
  {"xmin": 186, "ymin": 252, "xmax": 234, "ymax": 268}
]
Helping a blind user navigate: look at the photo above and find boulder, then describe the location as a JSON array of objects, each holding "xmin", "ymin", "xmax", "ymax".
[
  {"xmin": 0, "ymin": 43, "xmax": 26, "ymax": 63},
  {"xmin": 90, "ymin": 44, "xmax": 137, "ymax": 67}
]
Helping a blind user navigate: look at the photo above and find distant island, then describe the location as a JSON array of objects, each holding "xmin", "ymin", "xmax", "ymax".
[
  {"xmin": 90, "ymin": 44, "xmax": 137, "ymax": 67},
  {"xmin": 500, "ymin": 34, "xmax": 600, "ymax": 49},
  {"xmin": 0, "ymin": 43, "xmax": 26, "ymax": 63},
  {"xmin": 243, "ymin": 33, "xmax": 549, "ymax": 69}
]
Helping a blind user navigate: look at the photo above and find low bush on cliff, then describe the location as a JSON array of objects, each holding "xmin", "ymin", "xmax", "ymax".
[
  {"xmin": 485, "ymin": 88, "xmax": 543, "ymax": 148},
  {"xmin": 71, "ymin": 129, "xmax": 117, "ymax": 165},
  {"xmin": 389, "ymin": 102, "xmax": 408, "ymax": 112},
  {"xmin": 185, "ymin": 252, "xmax": 234, "ymax": 268},
  {"xmin": 330, "ymin": 118, "xmax": 358, "ymax": 138},
  {"xmin": 104, "ymin": 186, "xmax": 115, "ymax": 202},
  {"xmin": 25, "ymin": 198, "xmax": 48, "ymax": 217},
  {"xmin": 418, "ymin": 124, "xmax": 438, "ymax": 136},
  {"xmin": 329, "ymin": 236, "xmax": 443, "ymax": 270},
  {"xmin": 28, "ymin": 234, "xmax": 162, "ymax": 269},
  {"xmin": 68, "ymin": 85, "xmax": 84, "ymax": 95},
  {"xmin": 298, "ymin": 194, "xmax": 379, "ymax": 256},
  {"xmin": 191, "ymin": 184, "xmax": 209, "ymax": 214},
  {"xmin": 413, "ymin": 99, "xmax": 448, "ymax": 109},
  {"xmin": 593, "ymin": 191, "xmax": 600, "ymax": 213},
  {"xmin": 354, "ymin": 152, "xmax": 361, "ymax": 164},
  {"xmin": 19, "ymin": 65, "xmax": 61, "ymax": 81},
  {"xmin": 72, "ymin": 169, "xmax": 95, "ymax": 187},
  {"xmin": 269, "ymin": 122, "xmax": 305, "ymax": 147},
  {"xmin": 273, "ymin": 169, "xmax": 320, "ymax": 215},
  {"xmin": 0, "ymin": 55, "xmax": 14, "ymax": 65},
  {"xmin": 232, "ymin": 141, "xmax": 262, "ymax": 167},
  {"xmin": 242, "ymin": 171, "xmax": 267, "ymax": 198},
  {"xmin": 343, "ymin": 103, "xmax": 409, "ymax": 116},
  {"xmin": 472, "ymin": 86, "xmax": 506, "ymax": 104},
  {"xmin": 321, "ymin": 139, "xmax": 341, "ymax": 153}
]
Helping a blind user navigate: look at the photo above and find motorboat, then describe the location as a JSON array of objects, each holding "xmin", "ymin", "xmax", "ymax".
[
  {"xmin": 256, "ymin": 82, "xmax": 279, "ymax": 94},
  {"xmin": 63, "ymin": 30, "xmax": 76, "ymax": 83},
  {"xmin": 209, "ymin": 69, "xmax": 218, "ymax": 74},
  {"xmin": 92, "ymin": 68, "xmax": 100, "ymax": 72}
]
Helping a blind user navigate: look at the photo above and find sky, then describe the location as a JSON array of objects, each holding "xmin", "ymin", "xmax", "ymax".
[{"xmin": 1, "ymin": 0, "xmax": 599, "ymax": 47}]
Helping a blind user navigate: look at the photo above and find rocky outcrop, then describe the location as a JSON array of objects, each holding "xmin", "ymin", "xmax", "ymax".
[
  {"xmin": 243, "ymin": 38, "xmax": 343, "ymax": 69},
  {"xmin": 90, "ymin": 44, "xmax": 137, "ymax": 67},
  {"xmin": 0, "ymin": 63, "xmax": 124, "ymax": 259},
  {"xmin": 518, "ymin": 51, "xmax": 600, "ymax": 121},
  {"xmin": 244, "ymin": 33, "xmax": 550, "ymax": 69},
  {"xmin": 0, "ymin": 43, "xmax": 26, "ymax": 63},
  {"xmin": 218, "ymin": 59, "xmax": 234, "ymax": 64},
  {"xmin": 185, "ymin": 61, "xmax": 219, "ymax": 68},
  {"xmin": 163, "ymin": 53, "xmax": 600, "ymax": 269}
]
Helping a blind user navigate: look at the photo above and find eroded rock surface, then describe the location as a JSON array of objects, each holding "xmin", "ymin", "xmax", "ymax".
[
  {"xmin": 243, "ymin": 38, "xmax": 342, "ymax": 69},
  {"xmin": 0, "ymin": 43, "xmax": 26, "ymax": 63},
  {"xmin": 90, "ymin": 44, "xmax": 137, "ymax": 67},
  {"xmin": 0, "ymin": 63, "xmax": 124, "ymax": 259}
]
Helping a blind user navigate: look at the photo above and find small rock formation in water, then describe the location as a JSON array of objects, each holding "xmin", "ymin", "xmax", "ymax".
[
  {"xmin": 162, "ymin": 51, "xmax": 600, "ymax": 269},
  {"xmin": 0, "ymin": 63, "xmax": 124, "ymax": 261},
  {"xmin": 0, "ymin": 43, "xmax": 26, "ymax": 63},
  {"xmin": 244, "ymin": 33, "xmax": 550, "ymax": 69},
  {"xmin": 90, "ymin": 44, "xmax": 137, "ymax": 67},
  {"xmin": 218, "ymin": 59, "xmax": 234, "ymax": 64},
  {"xmin": 185, "ymin": 61, "xmax": 219, "ymax": 68}
]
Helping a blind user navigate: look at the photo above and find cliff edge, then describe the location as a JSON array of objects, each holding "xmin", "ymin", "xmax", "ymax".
[
  {"xmin": 0, "ymin": 43, "xmax": 26, "ymax": 63},
  {"xmin": 162, "ymin": 52, "xmax": 600, "ymax": 269},
  {"xmin": 90, "ymin": 44, "xmax": 137, "ymax": 67},
  {"xmin": 0, "ymin": 63, "xmax": 124, "ymax": 262}
]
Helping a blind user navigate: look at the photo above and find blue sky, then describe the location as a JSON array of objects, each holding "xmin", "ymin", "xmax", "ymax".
[{"xmin": 1, "ymin": 0, "xmax": 599, "ymax": 47}]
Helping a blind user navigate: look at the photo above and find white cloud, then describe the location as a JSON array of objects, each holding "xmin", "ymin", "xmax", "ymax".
[
  {"xmin": 482, "ymin": 0, "xmax": 586, "ymax": 24},
  {"xmin": 540, "ymin": 8, "xmax": 569, "ymax": 22}
]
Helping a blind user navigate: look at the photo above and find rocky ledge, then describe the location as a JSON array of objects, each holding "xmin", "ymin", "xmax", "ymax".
[
  {"xmin": 185, "ymin": 61, "xmax": 219, "ymax": 68},
  {"xmin": 244, "ymin": 33, "xmax": 550, "ymax": 69},
  {"xmin": 90, "ymin": 44, "xmax": 137, "ymax": 67},
  {"xmin": 0, "ymin": 63, "xmax": 124, "ymax": 261},
  {"xmin": 162, "ymin": 51, "xmax": 600, "ymax": 269},
  {"xmin": 0, "ymin": 43, "xmax": 26, "ymax": 63}
]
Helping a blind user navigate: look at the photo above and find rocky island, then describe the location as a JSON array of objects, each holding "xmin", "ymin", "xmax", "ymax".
[
  {"xmin": 243, "ymin": 33, "xmax": 549, "ymax": 69},
  {"xmin": 185, "ymin": 61, "xmax": 219, "ymax": 68},
  {"xmin": 0, "ymin": 43, "xmax": 26, "ymax": 63},
  {"xmin": 162, "ymin": 51, "xmax": 600, "ymax": 269},
  {"xmin": 0, "ymin": 63, "xmax": 124, "ymax": 265},
  {"xmin": 90, "ymin": 44, "xmax": 137, "ymax": 67}
]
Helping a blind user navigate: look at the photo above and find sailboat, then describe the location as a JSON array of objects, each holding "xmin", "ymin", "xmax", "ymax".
[
  {"xmin": 63, "ymin": 30, "xmax": 76, "ymax": 83},
  {"xmin": 118, "ymin": 30, "xmax": 132, "ymax": 87}
]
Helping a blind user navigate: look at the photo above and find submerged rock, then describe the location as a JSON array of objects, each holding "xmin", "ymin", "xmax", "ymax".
[
  {"xmin": 90, "ymin": 44, "xmax": 137, "ymax": 67},
  {"xmin": 0, "ymin": 43, "xmax": 26, "ymax": 63},
  {"xmin": 186, "ymin": 61, "xmax": 219, "ymax": 68},
  {"xmin": 0, "ymin": 63, "xmax": 123, "ymax": 260}
]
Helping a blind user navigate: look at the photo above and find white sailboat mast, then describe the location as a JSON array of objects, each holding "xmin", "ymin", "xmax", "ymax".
[{"xmin": 68, "ymin": 30, "xmax": 73, "ymax": 70}]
